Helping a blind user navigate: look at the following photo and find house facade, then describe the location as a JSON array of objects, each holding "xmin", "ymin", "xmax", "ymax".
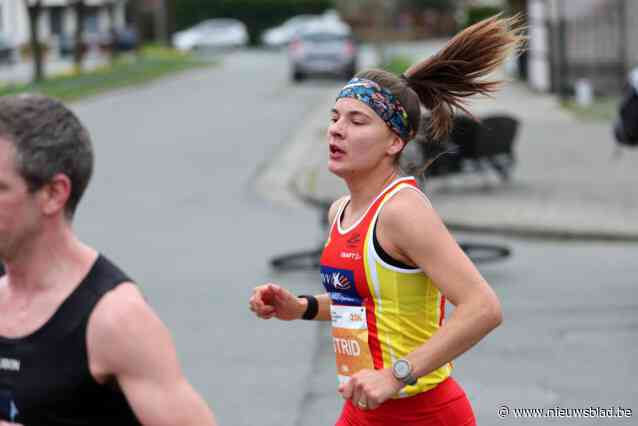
[
  {"xmin": 526, "ymin": 0, "xmax": 637, "ymax": 94},
  {"xmin": 0, "ymin": 0, "xmax": 127, "ymax": 48}
]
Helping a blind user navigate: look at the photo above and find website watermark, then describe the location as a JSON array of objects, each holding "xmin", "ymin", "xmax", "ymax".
[{"xmin": 497, "ymin": 404, "xmax": 633, "ymax": 419}]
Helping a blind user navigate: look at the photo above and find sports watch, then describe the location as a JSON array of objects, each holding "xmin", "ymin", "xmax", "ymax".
[{"xmin": 392, "ymin": 359, "xmax": 417, "ymax": 386}]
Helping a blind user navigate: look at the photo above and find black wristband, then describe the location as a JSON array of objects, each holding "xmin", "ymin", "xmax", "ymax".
[{"xmin": 298, "ymin": 295, "xmax": 319, "ymax": 320}]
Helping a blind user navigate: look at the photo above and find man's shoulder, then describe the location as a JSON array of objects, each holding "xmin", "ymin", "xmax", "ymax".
[
  {"xmin": 87, "ymin": 282, "xmax": 156, "ymax": 350},
  {"xmin": 87, "ymin": 282, "xmax": 164, "ymax": 368},
  {"xmin": 90, "ymin": 283, "xmax": 148, "ymax": 332},
  {"xmin": 87, "ymin": 282, "xmax": 175, "ymax": 377}
]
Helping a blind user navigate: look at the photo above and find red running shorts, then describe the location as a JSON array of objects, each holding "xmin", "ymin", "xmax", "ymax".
[{"xmin": 335, "ymin": 377, "xmax": 476, "ymax": 426}]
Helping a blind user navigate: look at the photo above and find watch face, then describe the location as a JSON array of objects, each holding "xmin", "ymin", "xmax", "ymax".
[{"xmin": 393, "ymin": 360, "xmax": 410, "ymax": 378}]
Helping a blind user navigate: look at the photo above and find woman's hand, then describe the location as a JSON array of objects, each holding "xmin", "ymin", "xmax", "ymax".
[
  {"xmin": 338, "ymin": 368, "xmax": 403, "ymax": 410},
  {"xmin": 0, "ymin": 421, "xmax": 24, "ymax": 426},
  {"xmin": 248, "ymin": 283, "xmax": 306, "ymax": 321}
]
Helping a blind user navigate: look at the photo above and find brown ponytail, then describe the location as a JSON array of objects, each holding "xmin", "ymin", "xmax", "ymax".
[
  {"xmin": 405, "ymin": 14, "xmax": 525, "ymax": 139},
  {"xmin": 357, "ymin": 14, "xmax": 525, "ymax": 142}
]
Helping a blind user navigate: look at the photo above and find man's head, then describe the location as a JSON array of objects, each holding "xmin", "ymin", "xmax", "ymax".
[{"xmin": 0, "ymin": 94, "xmax": 94, "ymax": 220}]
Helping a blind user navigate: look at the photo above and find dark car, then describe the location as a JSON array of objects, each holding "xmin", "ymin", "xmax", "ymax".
[
  {"xmin": 288, "ymin": 20, "xmax": 357, "ymax": 82},
  {"xmin": 614, "ymin": 68, "xmax": 638, "ymax": 148},
  {"xmin": 99, "ymin": 28, "xmax": 139, "ymax": 52},
  {"xmin": 0, "ymin": 34, "xmax": 16, "ymax": 65},
  {"xmin": 114, "ymin": 28, "xmax": 139, "ymax": 51}
]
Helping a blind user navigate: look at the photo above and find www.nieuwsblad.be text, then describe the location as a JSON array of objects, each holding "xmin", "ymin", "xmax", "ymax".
[{"xmin": 497, "ymin": 405, "xmax": 632, "ymax": 419}]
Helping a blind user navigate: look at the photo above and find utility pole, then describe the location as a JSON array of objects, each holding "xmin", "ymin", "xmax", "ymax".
[{"xmin": 25, "ymin": 0, "xmax": 44, "ymax": 83}]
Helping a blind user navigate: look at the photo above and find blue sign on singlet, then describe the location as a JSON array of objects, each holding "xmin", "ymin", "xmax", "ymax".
[{"xmin": 320, "ymin": 266, "xmax": 360, "ymax": 306}]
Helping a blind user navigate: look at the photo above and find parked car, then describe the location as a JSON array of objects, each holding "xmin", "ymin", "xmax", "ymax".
[
  {"xmin": 0, "ymin": 34, "xmax": 16, "ymax": 65},
  {"xmin": 614, "ymin": 67, "xmax": 638, "ymax": 148},
  {"xmin": 288, "ymin": 21, "xmax": 357, "ymax": 82},
  {"xmin": 172, "ymin": 19, "xmax": 248, "ymax": 52},
  {"xmin": 261, "ymin": 14, "xmax": 318, "ymax": 48},
  {"xmin": 99, "ymin": 27, "xmax": 140, "ymax": 53}
]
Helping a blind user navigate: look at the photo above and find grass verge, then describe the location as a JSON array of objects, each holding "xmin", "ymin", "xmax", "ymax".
[
  {"xmin": 561, "ymin": 97, "xmax": 620, "ymax": 122},
  {"xmin": 0, "ymin": 46, "xmax": 215, "ymax": 102}
]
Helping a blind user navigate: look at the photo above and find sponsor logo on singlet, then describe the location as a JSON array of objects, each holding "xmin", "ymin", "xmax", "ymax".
[
  {"xmin": 320, "ymin": 266, "xmax": 360, "ymax": 306},
  {"xmin": 0, "ymin": 358, "xmax": 20, "ymax": 372},
  {"xmin": 339, "ymin": 251, "xmax": 362, "ymax": 260}
]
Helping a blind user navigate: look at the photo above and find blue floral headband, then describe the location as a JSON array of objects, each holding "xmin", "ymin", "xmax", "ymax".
[{"xmin": 336, "ymin": 78, "xmax": 412, "ymax": 142}]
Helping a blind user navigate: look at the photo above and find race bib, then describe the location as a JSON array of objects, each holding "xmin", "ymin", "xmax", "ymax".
[{"xmin": 331, "ymin": 304, "xmax": 374, "ymax": 386}]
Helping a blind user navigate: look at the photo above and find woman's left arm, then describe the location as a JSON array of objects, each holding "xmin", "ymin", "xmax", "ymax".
[
  {"xmin": 381, "ymin": 189, "xmax": 503, "ymax": 378},
  {"xmin": 339, "ymin": 190, "xmax": 502, "ymax": 409}
]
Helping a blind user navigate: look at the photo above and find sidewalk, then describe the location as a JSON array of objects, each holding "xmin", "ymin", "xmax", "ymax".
[
  {"xmin": 0, "ymin": 53, "xmax": 108, "ymax": 85},
  {"xmin": 256, "ymin": 46, "xmax": 638, "ymax": 241}
]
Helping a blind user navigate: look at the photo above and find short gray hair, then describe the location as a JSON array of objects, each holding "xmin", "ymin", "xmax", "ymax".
[{"xmin": 0, "ymin": 94, "xmax": 94, "ymax": 219}]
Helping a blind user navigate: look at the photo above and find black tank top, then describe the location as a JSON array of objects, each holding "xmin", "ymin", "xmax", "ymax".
[{"xmin": 0, "ymin": 255, "xmax": 141, "ymax": 425}]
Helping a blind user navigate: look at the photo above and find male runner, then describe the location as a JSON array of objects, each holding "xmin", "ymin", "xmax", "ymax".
[{"xmin": 0, "ymin": 94, "xmax": 217, "ymax": 426}]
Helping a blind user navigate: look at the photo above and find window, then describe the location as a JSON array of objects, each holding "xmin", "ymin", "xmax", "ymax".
[
  {"xmin": 85, "ymin": 6, "xmax": 99, "ymax": 33},
  {"xmin": 49, "ymin": 7, "xmax": 63, "ymax": 36}
]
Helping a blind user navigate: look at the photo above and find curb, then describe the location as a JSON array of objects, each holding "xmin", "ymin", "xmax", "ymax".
[
  {"xmin": 253, "ymin": 45, "xmax": 638, "ymax": 243},
  {"xmin": 443, "ymin": 223, "xmax": 638, "ymax": 242}
]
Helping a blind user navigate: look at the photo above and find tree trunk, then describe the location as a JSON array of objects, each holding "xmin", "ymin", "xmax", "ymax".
[
  {"xmin": 127, "ymin": 0, "xmax": 143, "ymax": 59},
  {"xmin": 26, "ymin": 0, "xmax": 44, "ymax": 83},
  {"xmin": 154, "ymin": 0, "xmax": 167, "ymax": 45},
  {"xmin": 106, "ymin": 1, "xmax": 117, "ymax": 64},
  {"xmin": 165, "ymin": 0, "xmax": 176, "ymax": 43},
  {"xmin": 72, "ymin": 0, "xmax": 86, "ymax": 73}
]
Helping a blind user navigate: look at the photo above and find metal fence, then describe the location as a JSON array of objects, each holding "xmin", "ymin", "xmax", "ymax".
[{"xmin": 548, "ymin": 0, "xmax": 630, "ymax": 96}]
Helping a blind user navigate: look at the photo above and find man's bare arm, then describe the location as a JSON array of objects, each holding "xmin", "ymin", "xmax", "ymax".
[{"xmin": 87, "ymin": 284, "xmax": 217, "ymax": 426}]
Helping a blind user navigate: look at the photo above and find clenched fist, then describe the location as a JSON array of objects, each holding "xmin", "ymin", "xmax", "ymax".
[{"xmin": 248, "ymin": 283, "xmax": 306, "ymax": 321}]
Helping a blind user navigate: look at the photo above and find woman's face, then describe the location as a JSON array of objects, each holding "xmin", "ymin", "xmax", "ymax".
[{"xmin": 327, "ymin": 97, "xmax": 402, "ymax": 178}]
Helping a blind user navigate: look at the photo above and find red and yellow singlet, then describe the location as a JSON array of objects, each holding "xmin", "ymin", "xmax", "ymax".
[{"xmin": 320, "ymin": 177, "xmax": 452, "ymax": 398}]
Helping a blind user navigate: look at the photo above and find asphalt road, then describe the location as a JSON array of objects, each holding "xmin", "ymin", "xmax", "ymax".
[
  {"xmin": 71, "ymin": 48, "xmax": 341, "ymax": 425},
  {"xmin": 303, "ymin": 233, "xmax": 638, "ymax": 426},
  {"xmin": 65, "ymin": 49, "xmax": 636, "ymax": 425}
]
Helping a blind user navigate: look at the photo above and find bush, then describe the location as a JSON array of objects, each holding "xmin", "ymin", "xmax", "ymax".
[
  {"xmin": 407, "ymin": 0, "xmax": 455, "ymax": 11},
  {"xmin": 19, "ymin": 41, "xmax": 50, "ymax": 59},
  {"xmin": 380, "ymin": 55, "xmax": 413, "ymax": 75},
  {"xmin": 464, "ymin": 6, "xmax": 503, "ymax": 28}
]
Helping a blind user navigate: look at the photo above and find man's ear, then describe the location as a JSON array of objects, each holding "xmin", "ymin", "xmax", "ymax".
[
  {"xmin": 387, "ymin": 134, "xmax": 406, "ymax": 156},
  {"xmin": 40, "ymin": 173, "xmax": 71, "ymax": 216}
]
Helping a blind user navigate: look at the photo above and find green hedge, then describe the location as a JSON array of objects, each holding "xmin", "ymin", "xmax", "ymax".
[
  {"xmin": 406, "ymin": 0, "xmax": 455, "ymax": 11},
  {"xmin": 464, "ymin": 6, "xmax": 503, "ymax": 28},
  {"xmin": 174, "ymin": 0, "xmax": 334, "ymax": 45},
  {"xmin": 380, "ymin": 55, "xmax": 413, "ymax": 75}
]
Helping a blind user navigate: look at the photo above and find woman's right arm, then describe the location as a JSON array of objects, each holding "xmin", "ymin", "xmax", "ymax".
[
  {"xmin": 247, "ymin": 197, "xmax": 345, "ymax": 322},
  {"xmin": 248, "ymin": 284, "xmax": 331, "ymax": 321}
]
